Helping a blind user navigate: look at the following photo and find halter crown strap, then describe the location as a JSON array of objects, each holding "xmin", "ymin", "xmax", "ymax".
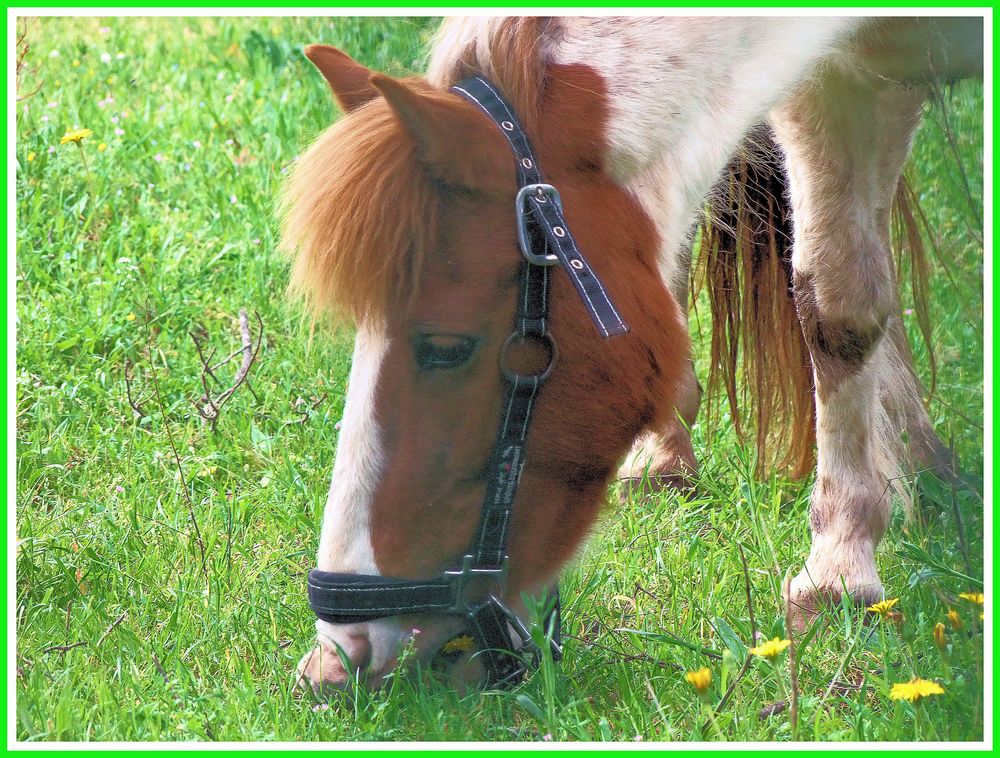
[{"xmin": 450, "ymin": 76, "xmax": 630, "ymax": 339}]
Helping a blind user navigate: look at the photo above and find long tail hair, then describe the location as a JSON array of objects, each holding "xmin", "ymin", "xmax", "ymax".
[{"xmin": 695, "ymin": 127, "xmax": 934, "ymax": 479}]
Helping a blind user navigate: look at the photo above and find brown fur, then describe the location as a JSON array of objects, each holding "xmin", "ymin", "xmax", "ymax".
[{"xmin": 282, "ymin": 42, "xmax": 688, "ymax": 597}]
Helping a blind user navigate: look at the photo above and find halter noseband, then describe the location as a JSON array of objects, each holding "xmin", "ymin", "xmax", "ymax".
[{"xmin": 307, "ymin": 76, "xmax": 629, "ymax": 688}]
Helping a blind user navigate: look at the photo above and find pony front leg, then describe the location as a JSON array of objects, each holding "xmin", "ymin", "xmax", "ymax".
[{"xmin": 771, "ymin": 69, "xmax": 927, "ymax": 626}]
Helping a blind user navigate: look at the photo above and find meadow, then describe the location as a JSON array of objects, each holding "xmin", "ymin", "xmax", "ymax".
[{"xmin": 14, "ymin": 16, "xmax": 985, "ymax": 742}]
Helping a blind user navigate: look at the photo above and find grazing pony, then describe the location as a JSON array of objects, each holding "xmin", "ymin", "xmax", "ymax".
[{"xmin": 281, "ymin": 17, "xmax": 983, "ymax": 691}]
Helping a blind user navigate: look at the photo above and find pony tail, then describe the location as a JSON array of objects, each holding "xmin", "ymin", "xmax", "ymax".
[
  {"xmin": 891, "ymin": 174, "xmax": 936, "ymax": 398},
  {"xmin": 695, "ymin": 127, "xmax": 816, "ymax": 478}
]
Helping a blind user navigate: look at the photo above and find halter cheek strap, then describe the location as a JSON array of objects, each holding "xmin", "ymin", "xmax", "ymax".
[{"xmin": 306, "ymin": 75, "xmax": 628, "ymax": 689}]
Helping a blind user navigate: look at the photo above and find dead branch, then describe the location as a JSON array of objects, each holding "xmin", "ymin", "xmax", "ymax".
[
  {"xmin": 40, "ymin": 641, "xmax": 88, "ymax": 655},
  {"xmin": 148, "ymin": 353, "xmax": 208, "ymax": 578},
  {"xmin": 124, "ymin": 359, "xmax": 152, "ymax": 419},
  {"xmin": 16, "ymin": 20, "xmax": 44, "ymax": 103},
  {"xmin": 97, "ymin": 611, "xmax": 128, "ymax": 647},
  {"xmin": 281, "ymin": 392, "xmax": 328, "ymax": 427},
  {"xmin": 151, "ymin": 652, "xmax": 170, "ymax": 684},
  {"xmin": 192, "ymin": 309, "xmax": 263, "ymax": 430},
  {"xmin": 758, "ymin": 700, "xmax": 787, "ymax": 720}
]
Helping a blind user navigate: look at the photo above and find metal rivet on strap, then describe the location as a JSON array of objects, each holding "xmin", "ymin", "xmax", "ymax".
[
  {"xmin": 570, "ymin": 259, "xmax": 584, "ymax": 270},
  {"xmin": 501, "ymin": 120, "xmax": 515, "ymax": 131},
  {"xmin": 521, "ymin": 158, "xmax": 533, "ymax": 169},
  {"xmin": 553, "ymin": 226, "xmax": 566, "ymax": 238}
]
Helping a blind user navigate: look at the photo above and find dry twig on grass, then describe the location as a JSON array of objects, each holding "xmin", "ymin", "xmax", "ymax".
[
  {"xmin": 191, "ymin": 309, "xmax": 264, "ymax": 431},
  {"xmin": 16, "ymin": 21, "xmax": 44, "ymax": 102},
  {"xmin": 124, "ymin": 359, "xmax": 150, "ymax": 418}
]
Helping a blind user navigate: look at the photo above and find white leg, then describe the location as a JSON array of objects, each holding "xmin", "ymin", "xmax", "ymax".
[{"xmin": 771, "ymin": 68, "xmax": 928, "ymax": 624}]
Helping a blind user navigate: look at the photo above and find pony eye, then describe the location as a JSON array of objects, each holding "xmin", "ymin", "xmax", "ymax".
[{"xmin": 414, "ymin": 334, "xmax": 478, "ymax": 370}]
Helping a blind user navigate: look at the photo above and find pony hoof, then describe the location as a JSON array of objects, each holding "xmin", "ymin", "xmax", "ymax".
[{"xmin": 784, "ymin": 570, "xmax": 884, "ymax": 632}]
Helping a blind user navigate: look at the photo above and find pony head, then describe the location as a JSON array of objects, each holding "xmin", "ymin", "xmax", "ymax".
[{"xmin": 282, "ymin": 42, "xmax": 688, "ymax": 691}]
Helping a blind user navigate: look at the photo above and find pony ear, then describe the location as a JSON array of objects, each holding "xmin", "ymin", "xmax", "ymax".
[
  {"xmin": 369, "ymin": 73, "xmax": 513, "ymax": 193},
  {"xmin": 304, "ymin": 44, "xmax": 379, "ymax": 113}
]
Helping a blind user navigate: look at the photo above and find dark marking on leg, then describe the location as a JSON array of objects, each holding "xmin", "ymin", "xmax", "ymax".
[
  {"xmin": 793, "ymin": 270, "xmax": 887, "ymax": 397},
  {"xmin": 815, "ymin": 318, "xmax": 885, "ymax": 367}
]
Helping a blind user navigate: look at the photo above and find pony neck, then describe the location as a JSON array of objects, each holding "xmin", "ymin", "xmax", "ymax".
[{"xmin": 553, "ymin": 18, "xmax": 863, "ymax": 261}]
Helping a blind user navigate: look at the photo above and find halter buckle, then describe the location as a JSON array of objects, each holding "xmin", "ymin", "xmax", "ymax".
[
  {"xmin": 516, "ymin": 184, "xmax": 562, "ymax": 266},
  {"xmin": 444, "ymin": 554, "xmax": 509, "ymax": 613}
]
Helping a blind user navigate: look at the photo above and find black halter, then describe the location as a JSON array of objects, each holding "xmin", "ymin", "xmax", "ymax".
[{"xmin": 307, "ymin": 76, "xmax": 629, "ymax": 688}]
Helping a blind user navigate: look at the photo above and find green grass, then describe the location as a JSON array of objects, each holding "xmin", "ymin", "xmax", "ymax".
[{"xmin": 15, "ymin": 16, "xmax": 984, "ymax": 742}]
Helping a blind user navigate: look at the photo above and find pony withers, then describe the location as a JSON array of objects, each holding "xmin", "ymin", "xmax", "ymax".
[{"xmin": 280, "ymin": 18, "xmax": 982, "ymax": 692}]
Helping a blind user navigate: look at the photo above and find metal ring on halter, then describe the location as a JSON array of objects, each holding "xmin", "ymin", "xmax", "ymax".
[{"xmin": 499, "ymin": 331, "xmax": 557, "ymax": 384}]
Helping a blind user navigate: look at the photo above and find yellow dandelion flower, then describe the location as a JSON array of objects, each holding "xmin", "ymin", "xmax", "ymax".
[
  {"xmin": 125, "ymin": 312, "xmax": 136, "ymax": 322},
  {"xmin": 867, "ymin": 597, "xmax": 900, "ymax": 616},
  {"xmin": 97, "ymin": 142, "xmax": 107, "ymax": 152},
  {"xmin": 932, "ymin": 622, "xmax": 947, "ymax": 650},
  {"xmin": 71, "ymin": 59, "xmax": 81, "ymax": 68},
  {"xmin": 27, "ymin": 151, "xmax": 36, "ymax": 162},
  {"xmin": 60, "ymin": 128, "xmax": 94, "ymax": 145},
  {"xmin": 749, "ymin": 637, "xmax": 791, "ymax": 661},
  {"xmin": 958, "ymin": 592, "xmax": 984, "ymax": 606},
  {"xmin": 439, "ymin": 635, "xmax": 475, "ymax": 654},
  {"xmin": 947, "ymin": 609, "xmax": 963, "ymax": 630},
  {"xmin": 685, "ymin": 667, "xmax": 712, "ymax": 694},
  {"xmin": 889, "ymin": 677, "xmax": 944, "ymax": 703}
]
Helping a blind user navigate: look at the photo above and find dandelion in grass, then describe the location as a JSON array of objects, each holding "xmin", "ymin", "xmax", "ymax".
[
  {"xmin": 947, "ymin": 609, "xmax": 963, "ymax": 629},
  {"xmin": 867, "ymin": 597, "xmax": 899, "ymax": 617},
  {"xmin": 890, "ymin": 677, "xmax": 944, "ymax": 703},
  {"xmin": 749, "ymin": 637, "xmax": 790, "ymax": 661},
  {"xmin": 439, "ymin": 635, "xmax": 474, "ymax": 654},
  {"xmin": 958, "ymin": 592, "xmax": 984, "ymax": 606},
  {"xmin": 98, "ymin": 143, "xmax": 107, "ymax": 152},
  {"xmin": 60, "ymin": 128, "xmax": 93, "ymax": 145},
  {"xmin": 933, "ymin": 622, "xmax": 947, "ymax": 650},
  {"xmin": 61, "ymin": 128, "xmax": 96, "ymax": 188},
  {"xmin": 27, "ymin": 152, "xmax": 35, "ymax": 162},
  {"xmin": 685, "ymin": 667, "xmax": 712, "ymax": 694}
]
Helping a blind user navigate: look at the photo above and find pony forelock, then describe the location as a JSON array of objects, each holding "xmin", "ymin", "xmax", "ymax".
[{"xmin": 279, "ymin": 95, "xmax": 438, "ymax": 324}]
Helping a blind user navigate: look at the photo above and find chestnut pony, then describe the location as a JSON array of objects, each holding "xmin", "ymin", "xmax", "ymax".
[{"xmin": 281, "ymin": 17, "xmax": 982, "ymax": 691}]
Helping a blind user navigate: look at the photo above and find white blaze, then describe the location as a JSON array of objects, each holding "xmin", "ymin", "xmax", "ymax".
[{"xmin": 315, "ymin": 322, "xmax": 387, "ymax": 575}]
